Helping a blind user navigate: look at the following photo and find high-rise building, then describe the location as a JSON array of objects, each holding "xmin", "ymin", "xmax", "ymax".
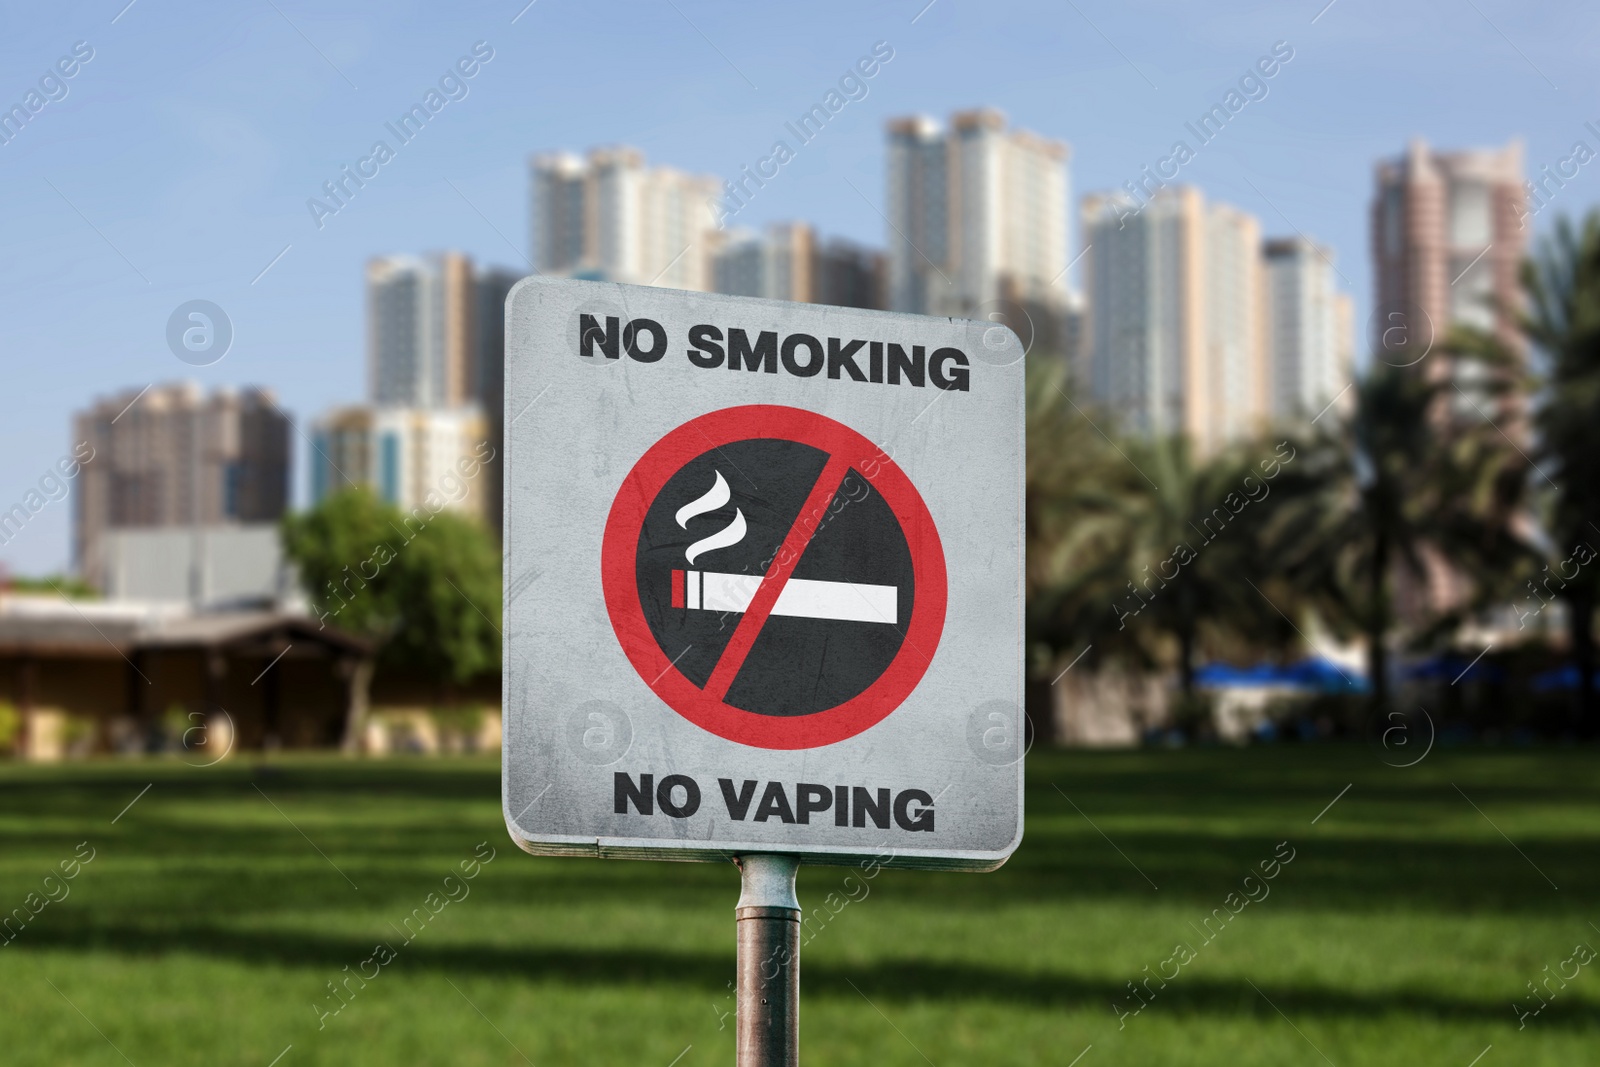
[
  {"xmin": 1205, "ymin": 203, "xmax": 1268, "ymax": 446},
  {"xmin": 1334, "ymin": 291, "xmax": 1355, "ymax": 388},
  {"xmin": 885, "ymin": 115, "xmax": 949, "ymax": 315},
  {"xmin": 711, "ymin": 231, "xmax": 764, "ymax": 299},
  {"xmin": 365, "ymin": 254, "xmax": 522, "ymax": 532},
  {"xmin": 710, "ymin": 224, "xmax": 886, "ymax": 311},
  {"xmin": 531, "ymin": 152, "xmax": 588, "ymax": 276},
  {"xmin": 885, "ymin": 108, "xmax": 1069, "ymax": 318},
  {"xmin": 311, "ymin": 406, "xmax": 493, "ymax": 522},
  {"xmin": 1371, "ymin": 138, "xmax": 1526, "ymax": 363},
  {"xmin": 368, "ymin": 252, "xmax": 476, "ymax": 409},
  {"xmin": 530, "ymin": 147, "xmax": 720, "ymax": 291},
  {"xmin": 1373, "ymin": 140, "xmax": 1526, "ymax": 621},
  {"xmin": 1062, "ymin": 289, "xmax": 1088, "ymax": 388},
  {"xmin": 73, "ymin": 383, "xmax": 290, "ymax": 590},
  {"xmin": 475, "ymin": 267, "xmax": 521, "ymax": 535},
  {"xmin": 815, "ymin": 237, "xmax": 885, "ymax": 312},
  {"xmin": 712, "ymin": 222, "xmax": 815, "ymax": 302},
  {"xmin": 1263, "ymin": 237, "xmax": 1352, "ymax": 421},
  {"xmin": 1080, "ymin": 186, "xmax": 1266, "ymax": 451}
]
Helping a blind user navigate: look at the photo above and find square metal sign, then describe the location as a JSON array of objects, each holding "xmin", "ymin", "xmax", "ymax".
[{"xmin": 502, "ymin": 278, "xmax": 1024, "ymax": 871}]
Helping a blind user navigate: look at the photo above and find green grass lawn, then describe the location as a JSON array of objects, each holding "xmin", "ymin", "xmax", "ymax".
[{"xmin": 1, "ymin": 745, "xmax": 1596, "ymax": 1065}]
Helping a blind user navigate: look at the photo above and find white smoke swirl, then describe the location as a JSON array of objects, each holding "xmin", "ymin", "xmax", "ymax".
[
  {"xmin": 676, "ymin": 470, "xmax": 730, "ymax": 527},
  {"xmin": 676, "ymin": 470, "xmax": 747, "ymax": 564}
]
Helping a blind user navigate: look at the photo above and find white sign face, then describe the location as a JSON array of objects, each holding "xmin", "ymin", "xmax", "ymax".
[{"xmin": 502, "ymin": 278, "xmax": 1024, "ymax": 870}]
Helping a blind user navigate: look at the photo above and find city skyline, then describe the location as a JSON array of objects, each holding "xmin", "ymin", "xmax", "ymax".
[
  {"xmin": 6, "ymin": 131, "xmax": 1536, "ymax": 575},
  {"xmin": 21, "ymin": 127, "xmax": 1524, "ymax": 576},
  {"xmin": 2, "ymin": 1, "xmax": 1592, "ymax": 576}
]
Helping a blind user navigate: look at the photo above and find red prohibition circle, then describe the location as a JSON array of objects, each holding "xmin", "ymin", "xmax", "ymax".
[{"xmin": 601, "ymin": 405, "xmax": 947, "ymax": 749}]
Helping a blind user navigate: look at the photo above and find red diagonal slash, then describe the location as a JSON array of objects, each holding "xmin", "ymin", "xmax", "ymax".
[{"xmin": 702, "ymin": 454, "xmax": 851, "ymax": 701}]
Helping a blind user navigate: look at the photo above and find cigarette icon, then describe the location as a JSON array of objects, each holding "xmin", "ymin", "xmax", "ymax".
[{"xmin": 671, "ymin": 569, "xmax": 897, "ymax": 625}]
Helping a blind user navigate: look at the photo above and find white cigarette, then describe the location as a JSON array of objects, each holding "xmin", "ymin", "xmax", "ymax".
[{"xmin": 672, "ymin": 569, "xmax": 897, "ymax": 625}]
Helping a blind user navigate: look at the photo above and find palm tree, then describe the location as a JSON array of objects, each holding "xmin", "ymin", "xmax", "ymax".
[
  {"xmin": 1024, "ymin": 358, "xmax": 1146, "ymax": 738},
  {"xmin": 1027, "ymin": 357, "xmax": 1310, "ymax": 719},
  {"xmin": 1112, "ymin": 433, "xmax": 1301, "ymax": 698},
  {"xmin": 1270, "ymin": 357, "xmax": 1527, "ymax": 712},
  {"xmin": 1443, "ymin": 213, "xmax": 1600, "ymax": 731},
  {"xmin": 1520, "ymin": 215, "xmax": 1600, "ymax": 730}
]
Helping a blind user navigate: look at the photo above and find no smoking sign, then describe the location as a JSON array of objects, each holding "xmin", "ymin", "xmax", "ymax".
[
  {"xmin": 503, "ymin": 279, "xmax": 1023, "ymax": 870},
  {"xmin": 603, "ymin": 405, "xmax": 947, "ymax": 750}
]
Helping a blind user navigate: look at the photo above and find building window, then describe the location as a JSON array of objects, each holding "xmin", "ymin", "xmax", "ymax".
[
  {"xmin": 380, "ymin": 432, "xmax": 400, "ymax": 505},
  {"xmin": 223, "ymin": 462, "xmax": 241, "ymax": 519},
  {"xmin": 1450, "ymin": 181, "xmax": 1492, "ymax": 249},
  {"xmin": 311, "ymin": 432, "xmax": 329, "ymax": 504},
  {"xmin": 1450, "ymin": 251, "xmax": 1495, "ymax": 330},
  {"xmin": 1382, "ymin": 186, "xmax": 1403, "ymax": 258}
]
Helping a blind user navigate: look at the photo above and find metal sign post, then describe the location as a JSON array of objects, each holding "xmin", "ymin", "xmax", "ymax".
[
  {"xmin": 735, "ymin": 854, "xmax": 800, "ymax": 1067},
  {"xmin": 501, "ymin": 277, "xmax": 1027, "ymax": 1063}
]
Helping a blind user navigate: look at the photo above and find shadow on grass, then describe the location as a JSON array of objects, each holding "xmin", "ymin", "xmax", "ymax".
[
  {"xmin": 1, "ymin": 748, "xmax": 1594, "ymax": 916},
  {"xmin": 10, "ymin": 922, "xmax": 1594, "ymax": 1029}
]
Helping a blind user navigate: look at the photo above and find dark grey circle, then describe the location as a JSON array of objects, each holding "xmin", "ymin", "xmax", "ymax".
[
  {"xmin": 1367, "ymin": 299, "xmax": 1435, "ymax": 368},
  {"xmin": 966, "ymin": 699, "xmax": 1027, "ymax": 766},
  {"xmin": 166, "ymin": 300, "xmax": 233, "ymax": 366},
  {"xmin": 563, "ymin": 699, "xmax": 633, "ymax": 765},
  {"xmin": 636, "ymin": 439, "xmax": 911, "ymax": 716},
  {"xmin": 965, "ymin": 299, "xmax": 1033, "ymax": 367}
]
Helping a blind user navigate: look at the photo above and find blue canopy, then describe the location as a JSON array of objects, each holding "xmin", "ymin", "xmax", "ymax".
[
  {"xmin": 1531, "ymin": 664, "xmax": 1600, "ymax": 692},
  {"xmin": 1403, "ymin": 654, "xmax": 1503, "ymax": 685},
  {"xmin": 1195, "ymin": 657, "xmax": 1367, "ymax": 694}
]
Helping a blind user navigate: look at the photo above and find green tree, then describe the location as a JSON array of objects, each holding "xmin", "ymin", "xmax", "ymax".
[
  {"xmin": 1517, "ymin": 214, "xmax": 1600, "ymax": 730},
  {"xmin": 1025, "ymin": 359, "xmax": 1308, "ymax": 725},
  {"xmin": 282, "ymin": 489, "xmax": 502, "ymax": 692},
  {"xmin": 1025, "ymin": 359, "xmax": 1142, "ymax": 674},
  {"xmin": 1271, "ymin": 358, "xmax": 1527, "ymax": 712},
  {"xmin": 282, "ymin": 488, "xmax": 404, "ymax": 639},
  {"xmin": 1113, "ymin": 433, "xmax": 1305, "ymax": 698},
  {"xmin": 384, "ymin": 508, "xmax": 503, "ymax": 687},
  {"xmin": 5, "ymin": 574, "xmax": 97, "ymax": 598}
]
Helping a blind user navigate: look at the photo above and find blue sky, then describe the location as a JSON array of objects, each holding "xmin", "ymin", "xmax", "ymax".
[{"xmin": 1, "ymin": 0, "xmax": 1594, "ymax": 575}]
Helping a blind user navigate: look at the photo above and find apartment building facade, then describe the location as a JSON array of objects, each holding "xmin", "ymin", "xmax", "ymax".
[
  {"xmin": 1263, "ymin": 237, "xmax": 1354, "ymax": 421},
  {"xmin": 1371, "ymin": 138, "xmax": 1526, "ymax": 366},
  {"xmin": 530, "ymin": 146, "xmax": 720, "ymax": 291},
  {"xmin": 73, "ymin": 383, "xmax": 290, "ymax": 589},
  {"xmin": 885, "ymin": 108, "xmax": 1069, "ymax": 319},
  {"xmin": 1080, "ymin": 187, "xmax": 1266, "ymax": 451}
]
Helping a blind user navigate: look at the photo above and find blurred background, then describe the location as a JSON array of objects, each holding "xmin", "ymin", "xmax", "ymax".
[{"xmin": 1, "ymin": 2, "xmax": 1596, "ymax": 1064}]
